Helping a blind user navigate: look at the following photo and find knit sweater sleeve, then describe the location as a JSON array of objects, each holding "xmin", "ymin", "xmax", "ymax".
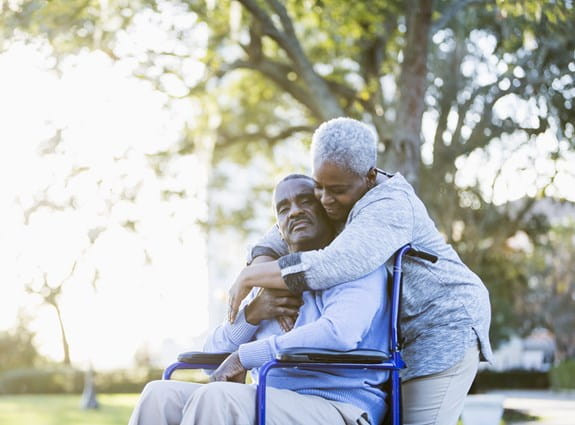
[
  {"xmin": 203, "ymin": 289, "xmax": 260, "ymax": 353},
  {"xmin": 246, "ymin": 225, "xmax": 289, "ymax": 264},
  {"xmin": 279, "ymin": 192, "xmax": 414, "ymax": 292}
]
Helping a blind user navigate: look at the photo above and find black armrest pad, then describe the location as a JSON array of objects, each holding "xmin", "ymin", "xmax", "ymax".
[
  {"xmin": 177, "ymin": 351, "xmax": 231, "ymax": 365},
  {"xmin": 276, "ymin": 348, "xmax": 389, "ymax": 364}
]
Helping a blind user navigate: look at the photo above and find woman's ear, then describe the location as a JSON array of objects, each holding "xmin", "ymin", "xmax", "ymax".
[{"xmin": 366, "ymin": 167, "xmax": 377, "ymax": 188}]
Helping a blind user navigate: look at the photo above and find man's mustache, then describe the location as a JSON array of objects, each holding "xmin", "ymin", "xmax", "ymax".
[{"xmin": 289, "ymin": 216, "xmax": 312, "ymax": 231}]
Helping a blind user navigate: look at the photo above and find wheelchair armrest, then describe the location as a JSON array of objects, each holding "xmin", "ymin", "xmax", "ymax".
[
  {"xmin": 177, "ymin": 351, "xmax": 232, "ymax": 365},
  {"xmin": 275, "ymin": 347, "xmax": 390, "ymax": 364}
]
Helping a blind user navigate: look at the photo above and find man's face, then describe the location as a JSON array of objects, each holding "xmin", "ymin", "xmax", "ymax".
[{"xmin": 274, "ymin": 177, "xmax": 332, "ymax": 252}]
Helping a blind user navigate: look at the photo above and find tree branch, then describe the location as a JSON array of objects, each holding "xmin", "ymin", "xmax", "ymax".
[
  {"xmin": 238, "ymin": 0, "xmax": 343, "ymax": 119},
  {"xmin": 224, "ymin": 58, "xmax": 324, "ymax": 118},
  {"xmin": 431, "ymin": 0, "xmax": 488, "ymax": 34},
  {"xmin": 237, "ymin": 0, "xmax": 286, "ymax": 46},
  {"xmin": 215, "ymin": 125, "xmax": 314, "ymax": 152}
]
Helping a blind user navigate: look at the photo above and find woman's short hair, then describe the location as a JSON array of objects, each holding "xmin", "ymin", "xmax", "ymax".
[{"xmin": 311, "ymin": 117, "xmax": 377, "ymax": 176}]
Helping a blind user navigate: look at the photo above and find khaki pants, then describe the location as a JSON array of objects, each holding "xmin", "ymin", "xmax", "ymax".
[
  {"xmin": 402, "ymin": 345, "xmax": 480, "ymax": 425},
  {"xmin": 128, "ymin": 380, "xmax": 369, "ymax": 425}
]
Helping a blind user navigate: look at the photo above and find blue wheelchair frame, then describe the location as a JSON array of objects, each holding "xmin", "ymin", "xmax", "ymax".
[{"xmin": 163, "ymin": 244, "xmax": 437, "ymax": 425}]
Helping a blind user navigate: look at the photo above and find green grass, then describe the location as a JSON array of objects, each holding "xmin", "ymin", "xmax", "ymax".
[
  {"xmin": 0, "ymin": 393, "xmax": 139, "ymax": 425},
  {"xmin": 0, "ymin": 393, "xmax": 538, "ymax": 425}
]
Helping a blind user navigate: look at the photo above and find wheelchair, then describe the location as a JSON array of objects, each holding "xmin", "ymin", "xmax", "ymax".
[{"xmin": 163, "ymin": 244, "xmax": 437, "ymax": 425}]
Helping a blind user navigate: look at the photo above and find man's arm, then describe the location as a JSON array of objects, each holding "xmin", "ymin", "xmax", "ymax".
[
  {"xmin": 205, "ymin": 287, "xmax": 303, "ymax": 353},
  {"xmin": 204, "ymin": 289, "xmax": 260, "ymax": 353},
  {"xmin": 237, "ymin": 266, "xmax": 388, "ymax": 370}
]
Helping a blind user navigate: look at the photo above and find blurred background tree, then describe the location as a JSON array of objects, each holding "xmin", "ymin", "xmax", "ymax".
[
  {"xmin": 1, "ymin": 0, "xmax": 574, "ymax": 361},
  {"xmin": 0, "ymin": 313, "xmax": 41, "ymax": 373}
]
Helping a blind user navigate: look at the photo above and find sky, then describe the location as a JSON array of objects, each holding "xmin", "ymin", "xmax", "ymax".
[{"xmin": 0, "ymin": 29, "xmax": 573, "ymax": 371}]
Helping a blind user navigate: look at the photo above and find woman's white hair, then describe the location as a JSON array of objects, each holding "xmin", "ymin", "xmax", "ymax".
[{"xmin": 311, "ymin": 117, "xmax": 377, "ymax": 176}]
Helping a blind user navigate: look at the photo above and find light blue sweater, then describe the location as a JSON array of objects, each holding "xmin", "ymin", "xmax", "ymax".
[{"xmin": 205, "ymin": 265, "xmax": 390, "ymax": 425}]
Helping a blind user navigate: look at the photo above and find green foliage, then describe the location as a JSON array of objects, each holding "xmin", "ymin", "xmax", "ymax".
[
  {"xmin": 0, "ymin": 367, "xmax": 83, "ymax": 394},
  {"xmin": 550, "ymin": 359, "xmax": 575, "ymax": 389},
  {"xmin": 0, "ymin": 365, "xmax": 205, "ymax": 395},
  {"xmin": 94, "ymin": 368, "xmax": 164, "ymax": 394},
  {"xmin": 525, "ymin": 222, "xmax": 575, "ymax": 360},
  {"xmin": 0, "ymin": 316, "xmax": 42, "ymax": 373},
  {"xmin": 471, "ymin": 369, "xmax": 550, "ymax": 392}
]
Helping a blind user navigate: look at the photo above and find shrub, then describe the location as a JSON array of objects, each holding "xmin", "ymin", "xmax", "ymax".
[
  {"xmin": 470, "ymin": 369, "xmax": 549, "ymax": 393},
  {"xmin": 0, "ymin": 366, "xmax": 208, "ymax": 394},
  {"xmin": 0, "ymin": 368, "xmax": 83, "ymax": 394},
  {"xmin": 550, "ymin": 359, "xmax": 575, "ymax": 389},
  {"xmin": 94, "ymin": 368, "xmax": 164, "ymax": 393}
]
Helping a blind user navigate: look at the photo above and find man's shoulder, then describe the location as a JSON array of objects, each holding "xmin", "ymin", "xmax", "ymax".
[{"xmin": 321, "ymin": 265, "xmax": 388, "ymax": 295}]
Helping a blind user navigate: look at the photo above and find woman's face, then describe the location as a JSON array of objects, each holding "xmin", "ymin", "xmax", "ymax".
[{"xmin": 312, "ymin": 161, "xmax": 373, "ymax": 223}]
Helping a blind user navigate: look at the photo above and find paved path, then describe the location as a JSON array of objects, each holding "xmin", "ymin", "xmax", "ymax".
[{"xmin": 490, "ymin": 390, "xmax": 575, "ymax": 425}]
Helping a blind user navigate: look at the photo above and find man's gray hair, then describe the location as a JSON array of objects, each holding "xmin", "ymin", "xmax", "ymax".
[{"xmin": 311, "ymin": 117, "xmax": 377, "ymax": 176}]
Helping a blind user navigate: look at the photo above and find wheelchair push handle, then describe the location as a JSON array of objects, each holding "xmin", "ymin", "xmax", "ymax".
[{"xmin": 405, "ymin": 246, "xmax": 438, "ymax": 263}]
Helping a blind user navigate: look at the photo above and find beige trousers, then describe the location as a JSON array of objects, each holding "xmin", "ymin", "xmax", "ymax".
[
  {"xmin": 128, "ymin": 380, "xmax": 369, "ymax": 425},
  {"xmin": 402, "ymin": 344, "xmax": 480, "ymax": 425}
]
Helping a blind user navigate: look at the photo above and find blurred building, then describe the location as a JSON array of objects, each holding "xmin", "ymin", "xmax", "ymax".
[{"xmin": 483, "ymin": 328, "xmax": 556, "ymax": 371}]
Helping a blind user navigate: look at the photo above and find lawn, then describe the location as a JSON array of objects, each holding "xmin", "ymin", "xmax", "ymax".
[
  {"xmin": 0, "ymin": 392, "xmax": 536, "ymax": 424},
  {"xmin": 0, "ymin": 393, "xmax": 139, "ymax": 425}
]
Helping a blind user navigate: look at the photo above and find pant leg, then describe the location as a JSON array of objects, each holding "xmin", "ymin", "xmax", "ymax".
[
  {"xmin": 128, "ymin": 380, "xmax": 202, "ymax": 425},
  {"xmin": 402, "ymin": 344, "xmax": 479, "ymax": 425},
  {"xmin": 180, "ymin": 381, "xmax": 369, "ymax": 425}
]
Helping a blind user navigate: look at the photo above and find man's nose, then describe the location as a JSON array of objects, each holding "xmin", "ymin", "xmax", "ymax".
[{"xmin": 288, "ymin": 203, "xmax": 305, "ymax": 217}]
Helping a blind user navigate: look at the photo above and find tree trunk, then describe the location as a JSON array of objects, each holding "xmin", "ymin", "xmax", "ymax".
[
  {"xmin": 53, "ymin": 303, "xmax": 71, "ymax": 366},
  {"xmin": 382, "ymin": 0, "xmax": 433, "ymax": 188}
]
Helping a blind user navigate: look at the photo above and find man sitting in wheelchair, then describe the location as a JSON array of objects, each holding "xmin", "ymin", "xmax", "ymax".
[{"xmin": 128, "ymin": 173, "xmax": 390, "ymax": 425}]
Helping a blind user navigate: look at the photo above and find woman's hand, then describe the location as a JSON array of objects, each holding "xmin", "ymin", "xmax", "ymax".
[
  {"xmin": 228, "ymin": 268, "xmax": 251, "ymax": 324},
  {"xmin": 210, "ymin": 351, "xmax": 246, "ymax": 383},
  {"xmin": 245, "ymin": 288, "xmax": 302, "ymax": 330},
  {"xmin": 228, "ymin": 261, "xmax": 287, "ymax": 324}
]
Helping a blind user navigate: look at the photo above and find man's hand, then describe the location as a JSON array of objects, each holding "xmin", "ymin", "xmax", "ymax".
[
  {"xmin": 210, "ymin": 351, "xmax": 246, "ymax": 383},
  {"xmin": 245, "ymin": 288, "xmax": 302, "ymax": 330},
  {"xmin": 277, "ymin": 315, "xmax": 297, "ymax": 332}
]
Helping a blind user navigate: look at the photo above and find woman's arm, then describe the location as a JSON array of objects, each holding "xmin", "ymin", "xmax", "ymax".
[
  {"xmin": 228, "ymin": 192, "xmax": 414, "ymax": 321},
  {"xmin": 247, "ymin": 225, "xmax": 289, "ymax": 265},
  {"xmin": 228, "ymin": 260, "xmax": 288, "ymax": 323},
  {"xmin": 280, "ymin": 193, "xmax": 414, "ymax": 292}
]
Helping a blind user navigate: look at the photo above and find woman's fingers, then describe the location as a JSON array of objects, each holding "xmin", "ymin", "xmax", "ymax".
[{"xmin": 228, "ymin": 283, "xmax": 249, "ymax": 323}]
